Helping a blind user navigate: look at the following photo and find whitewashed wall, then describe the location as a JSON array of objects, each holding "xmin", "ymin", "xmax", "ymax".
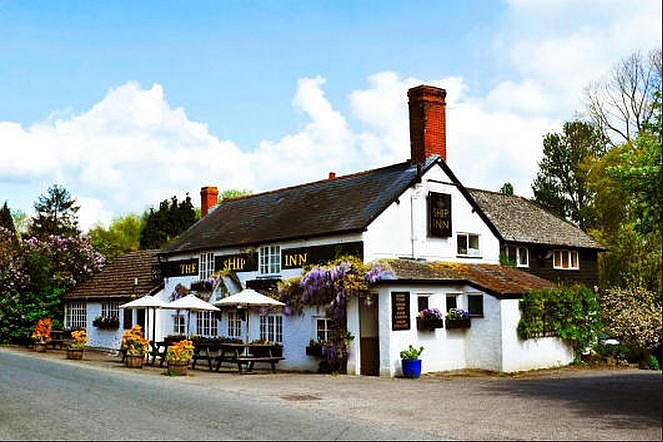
[
  {"xmin": 464, "ymin": 293, "xmax": 502, "ymax": 371},
  {"xmin": 363, "ymin": 165, "xmax": 501, "ymax": 264},
  {"xmin": 85, "ymin": 302, "xmax": 124, "ymax": 350},
  {"xmin": 499, "ymin": 299, "xmax": 574, "ymax": 371}
]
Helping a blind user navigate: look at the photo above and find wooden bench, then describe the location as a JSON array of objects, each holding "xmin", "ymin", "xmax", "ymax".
[
  {"xmin": 236, "ymin": 356, "xmax": 285, "ymax": 374},
  {"xmin": 214, "ymin": 343, "xmax": 285, "ymax": 374}
]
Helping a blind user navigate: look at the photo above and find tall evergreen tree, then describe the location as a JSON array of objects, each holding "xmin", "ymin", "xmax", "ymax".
[
  {"xmin": 0, "ymin": 202, "xmax": 15, "ymax": 234},
  {"xmin": 532, "ymin": 121, "xmax": 606, "ymax": 230},
  {"xmin": 499, "ymin": 183, "xmax": 514, "ymax": 195},
  {"xmin": 140, "ymin": 194, "xmax": 197, "ymax": 249},
  {"xmin": 28, "ymin": 185, "xmax": 80, "ymax": 239}
]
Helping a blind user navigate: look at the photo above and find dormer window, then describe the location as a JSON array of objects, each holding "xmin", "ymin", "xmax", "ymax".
[
  {"xmin": 259, "ymin": 245, "xmax": 281, "ymax": 275},
  {"xmin": 457, "ymin": 233, "xmax": 480, "ymax": 257}
]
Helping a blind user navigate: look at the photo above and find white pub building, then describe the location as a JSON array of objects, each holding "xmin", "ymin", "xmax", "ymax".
[{"xmin": 63, "ymin": 85, "xmax": 603, "ymax": 376}]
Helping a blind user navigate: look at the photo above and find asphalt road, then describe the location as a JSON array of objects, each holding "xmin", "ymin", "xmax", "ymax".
[{"xmin": 0, "ymin": 350, "xmax": 429, "ymax": 441}]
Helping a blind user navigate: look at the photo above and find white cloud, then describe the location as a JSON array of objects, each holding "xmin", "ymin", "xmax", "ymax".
[{"xmin": 78, "ymin": 197, "xmax": 113, "ymax": 231}]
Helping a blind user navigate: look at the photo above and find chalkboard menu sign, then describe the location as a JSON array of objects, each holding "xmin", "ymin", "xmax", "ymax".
[
  {"xmin": 391, "ymin": 291, "xmax": 411, "ymax": 331},
  {"xmin": 428, "ymin": 192, "xmax": 452, "ymax": 238}
]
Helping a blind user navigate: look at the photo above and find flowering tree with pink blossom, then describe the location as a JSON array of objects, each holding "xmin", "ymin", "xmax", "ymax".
[{"xmin": 0, "ymin": 227, "xmax": 105, "ymax": 343}]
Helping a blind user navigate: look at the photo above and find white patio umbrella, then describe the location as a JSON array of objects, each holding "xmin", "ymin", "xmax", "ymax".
[
  {"xmin": 119, "ymin": 295, "xmax": 168, "ymax": 344},
  {"xmin": 214, "ymin": 289, "xmax": 285, "ymax": 344},
  {"xmin": 163, "ymin": 294, "xmax": 220, "ymax": 337}
]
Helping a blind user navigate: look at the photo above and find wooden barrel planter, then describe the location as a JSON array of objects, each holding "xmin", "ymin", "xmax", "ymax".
[
  {"xmin": 34, "ymin": 343, "xmax": 47, "ymax": 353},
  {"xmin": 167, "ymin": 362, "xmax": 189, "ymax": 376},
  {"xmin": 125, "ymin": 354, "xmax": 145, "ymax": 368},
  {"xmin": 445, "ymin": 318, "xmax": 471, "ymax": 329},
  {"xmin": 66, "ymin": 349, "xmax": 84, "ymax": 360}
]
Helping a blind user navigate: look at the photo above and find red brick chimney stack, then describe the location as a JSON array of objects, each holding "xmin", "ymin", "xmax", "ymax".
[
  {"xmin": 328, "ymin": 172, "xmax": 336, "ymax": 180},
  {"xmin": 200, "ymin": 186, "xmax": 219, "ymax": 217},
  {"xmin": 408, "ymin": 85, "xmax": 447, "ymax": 164}
]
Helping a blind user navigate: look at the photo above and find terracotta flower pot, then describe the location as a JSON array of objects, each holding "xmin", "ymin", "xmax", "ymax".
[
  {"xmin": 34, "ymin": 343, "xmax": 47, "ymax": 353},
  {"xmin": 125, "ymin": 354, "xmax": 145, "ymax": 368},
  {"xmin": 167, "ymin": 362, "xmax": 189, "ymax": 376},
  {"xmin": 67, "ymin": 348, "xmax": 84, "ymax": 360}
]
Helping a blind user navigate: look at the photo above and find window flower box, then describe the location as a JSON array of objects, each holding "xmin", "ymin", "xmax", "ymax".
[
  {"xmin": 306, "ymin": 339, "xmax": 324, "ymax": 357},
  {"xmin": 93, "ymin": 315, "xmax": 120, "ymax": 330},
  {"xmin": 446, "ymin": 308, "xmax": 471, "ymax": 329},
  {"xmin": 445, "ymin": 318, "xmax": 471, "ymax": 329},
  {"xmin": 416, "ymin": 308, "xmax": 444, "ymax": 331}
]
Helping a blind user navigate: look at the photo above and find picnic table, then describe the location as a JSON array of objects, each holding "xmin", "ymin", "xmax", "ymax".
[
  {"xmin": 48, "ymin": 330, "xmax": 70, "ymax": 350},
  {"xmin": 147, "ymin": 340, "xmax": 176, "ymax": 367},
  {"xmin": 213, "ymin": 343, "xmax": 284, "ymax": 374}
]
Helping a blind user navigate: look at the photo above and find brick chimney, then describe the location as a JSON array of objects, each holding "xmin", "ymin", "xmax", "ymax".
[
  {"xmin": 200, "ymin": 186, "xmax": 219, "ymax": 217},
  {"xmin": 328, "ymin": 172, "xmax": 336, "ymax": 180},
  {"xmin": 408, "ymin": 85, "xmax": 447, "ymax": 164}
]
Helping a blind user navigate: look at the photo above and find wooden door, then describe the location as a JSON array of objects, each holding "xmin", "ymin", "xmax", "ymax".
[{"xmin": 359, "ymin": 295, "xmax": 379, "ymax": 376}]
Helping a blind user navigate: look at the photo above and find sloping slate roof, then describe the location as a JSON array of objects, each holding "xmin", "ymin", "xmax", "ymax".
[
  {"xmin": 385, "ymin": 259, "xmax": 554, "ymax": 298},
  {"xmin": 467, "ymin": 189, "xmax": 604, "ymax": 249},
  {"xmin": 161, "ymin": 157, "xmax": 438, "ymax": 255},
  {"xmin": 62, "ymin": 250, "xmax": 162, "ymax": 300}
]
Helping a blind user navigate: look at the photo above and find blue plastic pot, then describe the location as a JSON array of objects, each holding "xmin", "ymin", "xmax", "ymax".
[{"xmin": 401, "ymin": 359, "xmax": 422, "ymax": 378}]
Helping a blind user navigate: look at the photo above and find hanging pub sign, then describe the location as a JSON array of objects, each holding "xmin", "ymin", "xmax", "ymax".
[
  {"xmin": 214, "ymin": 253, "xmax": 258, "ymax": 273},
  {"xmin": 161, "ymin": 258, "xmax": 199, "ymax": 277},
  {"xmin": 427, "ymin": 192, "xmax": 452, "ymax": 238},
  {"xmin": 281, "ymin": 241, "xmax": 364, "ymax": 269},
  {"xmin": 391, "ymin": 291, "xmax": 411, "ymax": 331}
]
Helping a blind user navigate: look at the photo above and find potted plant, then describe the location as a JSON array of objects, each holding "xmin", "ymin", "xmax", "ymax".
[
  {"xmin": 122, "ymin": 325, "xmax": 149, "ymax": 368},
  {"xmin": 400, "ymin": 345, "xmax": 424, "ymax": 378},
  {"xmin": 31, "ymin": 318, "xmax": 52, "ymax": 352},
  {"xmin": 166, "ymin": 339, "xmax": 194, "ymax": 376},
  {"xmin": 249, "ymin": 339, "xmax": 283, "ymax": 357},
  {"xmin": 92, "ymin": 315, "xmax": 120, "ymax": 330},
  {"xmin": 416, "ymin": 308, "xmax": 445, "ymax": 331},
  {"xmin": 66, "ymin": 329, "xmax": 88, "ymax": 360},
  {"xmin": 445, "ymin": 308, "xmax": 471, "ymax": 329}
]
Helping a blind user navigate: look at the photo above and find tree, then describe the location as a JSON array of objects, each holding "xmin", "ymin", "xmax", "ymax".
[
  {"xmin": 0, "ymin": 202, "xmax": 15, "ymax": 234},
  {"xmin": 532, "ymin": 121, "xmax": 605, "ymax": 230},
  {"xmin": 28, "ymin": 185, "xmax": 80, "ymax": 239},
  {"xmin": 11, "ymin": 209, "xmax": 28, "ymax": 236},
  {"xmin": 88, "ymin": 214, "xmax": 144, "ymax": 258},
  {"xmin": 140, "ymin": 194, "xmax": 197, "ymax": 249},
  {"xmin": 499, "ymin": 183, "xmax": 514, "ymax": 195},
  {"xmin": 585, "ymin": 48, "xmax": 662, "ymax": 146},
  {"xmin": 218, "ymin": 188, "xmax": 252, "ymax": 203}
]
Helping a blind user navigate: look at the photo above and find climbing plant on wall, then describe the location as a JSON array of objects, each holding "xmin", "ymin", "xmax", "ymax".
[{"xmin": 517, "ymin": 285, "xmax": 601, "ymax": 357}]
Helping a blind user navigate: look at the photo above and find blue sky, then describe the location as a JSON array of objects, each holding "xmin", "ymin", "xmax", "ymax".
[{"xmin": 1, "ymin": 0, "xmax": 661, "ymax": 229}]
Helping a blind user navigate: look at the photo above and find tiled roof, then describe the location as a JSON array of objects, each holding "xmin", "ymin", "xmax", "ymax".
[
  {"xmin": 62, "ymin": 250, "xmax": 162, "ymax": 300},
  {"xmin": 161, "ymin": 157, "xmax": 439, "ymax": 255},
  {"xmin": 467, "ymin": 189, "xmax": 604, "ymax": 250},
  {"xmin": 384, "ymin": 259, "xmax": 554, "ymax": 298}
]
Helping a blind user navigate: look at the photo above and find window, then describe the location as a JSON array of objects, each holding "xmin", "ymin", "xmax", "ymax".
[
  {"xmin": 66, "ymin": 303, "xmax": 87, "ymax": 330},
  {"xmin": 260, "ymin": 315, "xmax": 283, "ymax": 343},
  {"xmin": 417, "ymin": 295, "xmax": 430, "ymax": 312},
  {"xmin": 196, "ymin": 311, "xmax": 218, "ymax": 337},
  {"xmin": 101, "ymin": 302, "xmax": 120, "ymax": 319},
  {"xmin": 123, "ymin": 308, "xmax": 133, "ymax": 330},
  {"xmin": 446, "ymin": 294, "xmax": 458, "ymax": 311},
  {"xmin": 199, "ymin": 252, "xmax": 215, "ymax": 279},
  {"xmin": 259, "ymin": 245, "xmax": 281, "ymax": 275},
  {"xmin": 173, "ymin": 315, "xmax": 185, "ymax": 335},
  {"xmin": 457, "ymin": 233, "xmax": 480, "ymax": 256},
  {"xmin": 227, "ymin": 312, "xmax": 242, "ymax": 338},
  {"xmin": 468, "ymin": 294, "xmax": 484, "ymax": 317},
  {"xmin": 316, "ymin": 318, "xmax": 332, "ymax": 342},
  {"xmin": 501, "ymin": 245, "xmax": 529, "ymax": 268},
  {"xmin": 553, "ymin": 250, "xmax": 579, "ymax": 270}
]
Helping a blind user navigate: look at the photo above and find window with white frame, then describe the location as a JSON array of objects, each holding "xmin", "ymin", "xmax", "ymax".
[
  {"xmin": 260, "ymin": 315, "xmax": 283, "ymax": 343},
  {"xmin": 101, "ymin": 302, "xmax": 120, "ymax": 319},
  {"xmin": 227, "ymin": 312, "xmax": 242, "ymax": 338},
  {"xmin": 316, "ymin": 318, "xmax": 332, "ymax": 342},
  {"xmin": 457, "ymin": 233, "xmax": 480, "ymax": 256},
  {"xmin": 259, "ymin": 245, "xmax": 281, "ymax": 275},
  {"xmin": 553, "ymin": 250, "xmax": 579, "ymax": 270},
  {"xmin": 173, "ymin": 315, "xmax": 185, "ymax": 335},
  {"xmin": 199, "ymin": 252, "xmax": 215, "ymax": 279},
  {"xmin": 467, "ymin": 293, "xmax": 484, "ymax": 317},
  {"xmin": 501, "ymin": 245, "xmax": 529, "ymax": 267},
  {"xmin": 66, "ymin": 303, "xmax": 87, "ymax": 330},
  {"xmin": 196, "ymin": 311, "xmax": 218, "ymax": 337},
  {"xmin": 446, "ymin": 293, "xmax": 460, "ymax": 312}
]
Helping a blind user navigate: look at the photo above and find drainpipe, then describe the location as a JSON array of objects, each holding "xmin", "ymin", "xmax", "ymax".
[{"xmin": 410, "ymin": 191, "xmax": 415, "ymax": 258}]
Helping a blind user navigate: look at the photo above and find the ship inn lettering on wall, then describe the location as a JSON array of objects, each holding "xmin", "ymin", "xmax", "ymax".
[
  {"xmin": 214, "ymin": 253, "xmax": 258, "ymax": 272},
  {"xmin": 161, "ymin": 258, "xmax": 199, "ymax": 277},
  {"xmin": 281, "ymin": 242, "xmax": 364, "ymax": 269}
]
